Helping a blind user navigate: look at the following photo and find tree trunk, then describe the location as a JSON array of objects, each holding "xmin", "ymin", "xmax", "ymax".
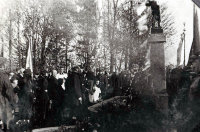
[
  {"xmin": 55, "ymin": 36, "xmax": 58, "ymax": 70},
  {"xmin": 110, "ymin": 49, "xmax": 114, "ymax": 73},
  {"xmin": 40, "ymin": 36, "xmax": 46, "ymax": 69},
  {"xmin": 104, "ymin": 47, "xmax": 107, "ymax": 71},
  {"xmin": 33, "ymin": 39, "xmax": 36, "ymax": 71},
  {"xmin": 17, "ymin": 12, "xmax": 21, "ymax": 68},
  {"xmin": 129, "ymin": 41, "xmax": 133, "ymax": 70},
  {"xmin": 65, "ymin": 40, "xmax": 68, "ymax": 72},
  {"xmin": 109, "ymin": 0, "xmax": 118, "ymax": 73},
  {"xmin": 9, "ymin": 9, "xmax": 12, "ymax": 71},
  {"xmin": 128, "ymin": 1, "xmax": 134, "ymax": 71},
  {"xmin": 119, "ymin": 50, "xmax": 124, "ymax": 71},
  {"xmin": 125, "ymin": 46, "xmax": 128, "ymax": 70}
]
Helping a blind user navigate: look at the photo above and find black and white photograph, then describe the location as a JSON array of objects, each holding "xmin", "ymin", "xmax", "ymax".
[{"xmin": 0, "ymin": 0, "xmax": 199, "ymax": 131}]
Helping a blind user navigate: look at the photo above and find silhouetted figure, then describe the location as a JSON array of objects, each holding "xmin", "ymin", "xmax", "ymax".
[
  {"xmin": 18, "ymin": 69, "xmax": 35, "ymax": 131},
  {"xmin": 71, "ymin": 67, "xmax": 83, "ymax": 116},
  {"xmin": 0, "ymin": 71, "xmax": 16, "ymax": 131},
  {"xmin": 111, "ymin": 72, "xmax": 122, "ymax": 96},
  {"xmin": 34, "ymin": 70, "xmax": 49, "ymax": 128},
  {"xmin": 47, "ymin": 70, "xmax": 61, "ymax": 126}
]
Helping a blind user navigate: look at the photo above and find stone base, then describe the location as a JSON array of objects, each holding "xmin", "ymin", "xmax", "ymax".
[
  {"xmin": 148, "ymin": 33, "xmax": 166, "ymax": 43},
  {"xmin": 151, "ymin": 28, "xmax": 163, "ymax": 34}
]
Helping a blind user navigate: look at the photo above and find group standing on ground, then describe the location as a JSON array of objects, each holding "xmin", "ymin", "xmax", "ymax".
[{"xmin": 0, "ymin": 65, "xmax": 140, "ymax": 131}]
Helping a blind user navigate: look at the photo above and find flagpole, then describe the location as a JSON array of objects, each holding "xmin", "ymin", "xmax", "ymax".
[{"xmin": 177, "ymin": 33, "xmax": 183, "ymax": 66}]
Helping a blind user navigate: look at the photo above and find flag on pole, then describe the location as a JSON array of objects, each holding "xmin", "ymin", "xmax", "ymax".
[
  {"xmin": 141, "ymin": 40, "xmax": 150, "ymax": 71},
  {"xmin": 26, "ymin": 42, "xmax": 33, "ymax": 72},
  {"xmin": 177, "ymin": 34, "xmax": 184, "ymax": 66}
]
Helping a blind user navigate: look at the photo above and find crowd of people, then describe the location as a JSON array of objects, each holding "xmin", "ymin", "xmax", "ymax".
[
  {"xmin": 2, "ymin": 61, "xmax": 200, "ymax": 131},
  {"xmin": 1, "ymin": 60, "xmax": 200, "ymax": 131},
  {"xmin": 0, "ymin": 66, "xmax": 141, "ymax": 132}
]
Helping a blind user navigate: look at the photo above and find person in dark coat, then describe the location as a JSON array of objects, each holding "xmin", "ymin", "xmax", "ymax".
[
  {"xmin": 0, "ymin": 71, "xmax": 16, "ymax": 131},
  {"xmin": 48, "ymin": 70, "xmax": 59, "ymax": 105},
  {"xmin": 187, "ymin": 71, "xmax": 200, "ymax": 132},
  {"xmin": 34, "ymin": 70, "xmax": 49, "ymax": 128},
  {"xmin": 180, "ymin": 69, "xmax": 200, "ymax": 131},
  {"xmin": 47, "ymin": 70, "xmax": 61, "ymax": 126},
  {"xmin": 86, "ymin": 69, "xmax": 95, "ymax": 90},
  {"xmin": 166, "ymin": 67, "xmax": 183, "ymax": 108},
  {"xmin": 56, "ymin": 78, "xmax": 65, "ymax": 124},
  {"xmin": 9, "ymin": 76, "xmax": 20, "ymax": 132},
  {"xmin": 102, "ymin": 71, "xmax": 109, "ymax": 90},
  {"xmin": 110, "ymin": 72, "xmax": 122, "ymax": 96},
  {"xmin": 65, "ymin": 70, "xmax": 73, "ymax": 102},
  {"xmin": 16, "ymin": 68, "xmax": 25, "ymax": 91},
  {"xmin": 97, "ymin": 71, "xmax": 108, "ymax": 99},
  {"xmin": 73, "ymin": 68, "xmax": 83, "ymax": 105},
  {"xmin": 16, "ymin": 69, "xmax": 35, "ymax": 131},
  {"xmin": 78, "ymin": 68, "xmax": 87, "ymax": 105},
  {"xmin": 120, "ymin": 71, "xmax": 131, "ymax": 95},
  {"xmin": 68, "ymin": 67, "xmax": 83, "ymax": 119}
]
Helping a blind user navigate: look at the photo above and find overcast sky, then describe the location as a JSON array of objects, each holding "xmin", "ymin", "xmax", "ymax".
[{"xmin": 164, "ymin": 0, "xmax": 194, "ymax": 66}]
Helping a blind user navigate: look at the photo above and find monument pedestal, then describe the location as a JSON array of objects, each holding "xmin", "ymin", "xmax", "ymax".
[{"xmin": 148, "ymin": 30, "xmax": 168, "ymax": 114}]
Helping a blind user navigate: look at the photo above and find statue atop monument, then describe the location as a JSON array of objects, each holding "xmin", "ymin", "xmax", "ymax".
[{"xmin": 146, "ymin": 0, "xmax": 161, "ymax": 29}]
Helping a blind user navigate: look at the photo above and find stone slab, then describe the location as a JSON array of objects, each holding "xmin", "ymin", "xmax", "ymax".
[
  {"xmin": 148, "ymin": 34, "xmax": 166, "ymax": 43},
  {"xmin": 151, "ymin": 28, "xmax": 163, "ymax": 34},
  {"xmin": 32, "ymin": 126, "xmax": 76, "ymax": 132},
  {"xmin": 32, "ymin": 127, "xmax": 59, "ymax": 132}
]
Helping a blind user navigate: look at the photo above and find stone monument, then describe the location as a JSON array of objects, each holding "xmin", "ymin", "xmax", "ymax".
[{"xmin": 146, "ymin": 0, "xmax": 168, "ymax": 114}]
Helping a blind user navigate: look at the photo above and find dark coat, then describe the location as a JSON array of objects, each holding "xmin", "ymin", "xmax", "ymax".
[
  {"xmin": 98, "ymin": 74, "xmax": 108, "ymax": 90},
  {"xmin": 16, "ymin": 73, "xmax": 25, "ymax": 89},
  {"xmin": 86, "ymin": 71, "xmax": 95, "ymax": 81},
  {"xmin": 67, "ymin": 72, "xmax": 82, "ymax": 106},
  {"xmin": 0, "ymin": 72, "xmax": 16, "ymax": 103},
  {"xmin": 18, "ymin": 78, "xmax": 35, "ymax": 119},
  {"xmin": 48, "ymin": 76, "xmax": 59, "ymax": 102},
  {"xmin": 36, "ymin": 75, "xmax": 49, "ymax": 102},
  {"xmin": 57, "ymin": 78, "xmax": 65, "ymax": 102},
  {"xmin": 73, "ymin": 73, "xmax": 82, "ymax": 98},
  {"xmin": 189, "ymin": 76, "xmax": 200, "ymax": 100},
  {"xmin": 110, "ymin": 73, "xmax": 122, "ymax": 96},
  {"xmin": 0, "ymin": 72, "xmax": 15, "ymax": 126},
  {"xmin": 167, "ymin": 68, "xmax": 183, "ymax": 96}
]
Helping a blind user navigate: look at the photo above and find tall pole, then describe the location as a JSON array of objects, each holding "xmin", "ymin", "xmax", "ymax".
[{"xmin": 128, "ymin": 0, "xmax": 133, "ymax": 70}]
